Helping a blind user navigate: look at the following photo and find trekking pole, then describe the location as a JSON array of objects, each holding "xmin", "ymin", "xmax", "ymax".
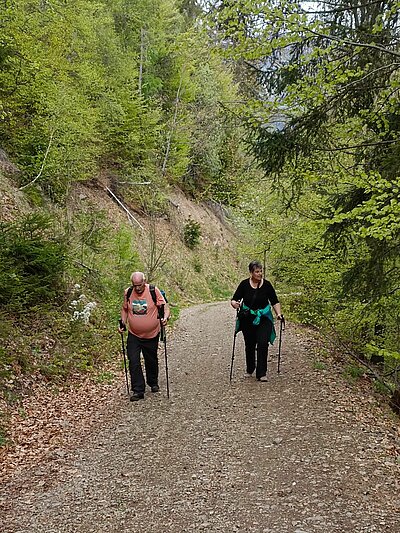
[
  {"xmin": 230, "ymin": 308, "xmax": 239, "ymax": 382},
  {"xmin": 277, "ymin": 315, "xmax": 285, "ymax": 374},
  {"xmin": 160, "ymin": 323, "xmax": 170, "ymax": 399},
  {"xmin": 119, "ymin": 320, "xmax": 130, "ymax": 395}
]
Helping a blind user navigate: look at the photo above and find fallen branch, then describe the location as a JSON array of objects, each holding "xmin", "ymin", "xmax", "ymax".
[
  {"xmin": 19, "ymin": 130, "xmax": 55, "ymax": 190},
  {"xmin": 73, "ymin": 260, "xmax": 99, "ymax": 274},
  {"xmin": 105, "ymin": 187, "xmax": 144, "ymax": 230}
]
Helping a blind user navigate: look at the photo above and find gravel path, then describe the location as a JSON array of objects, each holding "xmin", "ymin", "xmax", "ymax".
[{"xmin": 1, "ymin": 302, "xmax": 400, "ymax": 532}]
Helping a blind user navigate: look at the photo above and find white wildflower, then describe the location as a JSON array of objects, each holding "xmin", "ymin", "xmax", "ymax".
[{"xmin": 69, "ymin": 288, "xmax": 96, "ymax": 324}]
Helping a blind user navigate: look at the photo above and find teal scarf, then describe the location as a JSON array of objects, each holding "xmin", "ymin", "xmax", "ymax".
[{"xmin": 236, "ymin": 303, "xmax": 276, "ymax": 344}]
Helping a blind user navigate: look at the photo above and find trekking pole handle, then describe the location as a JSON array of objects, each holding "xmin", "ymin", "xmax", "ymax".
[{"xmin": 119, "ymin": 319, "xmax": 126, "ymax": 332}]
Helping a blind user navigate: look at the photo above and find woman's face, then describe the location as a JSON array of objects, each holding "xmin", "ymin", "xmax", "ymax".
[{"xmin": 251, "ymin": 267, "xmax": 263, "ymax": 282}]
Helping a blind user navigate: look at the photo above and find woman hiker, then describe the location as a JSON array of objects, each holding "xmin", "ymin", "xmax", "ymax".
[{"xmin": 231, "ymin": 260, "xmax": 283, "ymax": 381}]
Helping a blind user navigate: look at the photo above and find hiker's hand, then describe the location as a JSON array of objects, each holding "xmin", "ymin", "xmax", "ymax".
[
  {"xmin": 118, "ymin": 319, "xmax": 127, "ymax": 333},
  {"xmin": 277, "ymin": 314, "xmax": 284, "ymax": 321},
  {"xmin": 161, "ymin": 317, "xmax": 168, "ymax": 326},
  {"xmin": 231, "ymin": 300, "xmax": 240, "ymax": 310}
]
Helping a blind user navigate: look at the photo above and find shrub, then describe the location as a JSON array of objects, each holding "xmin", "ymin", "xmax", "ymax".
[
  {"xmin": 0, "ymin": 213, "xmax": 68, "ymax": 310},
  {"xmin": 192, "ymin": 257, "xmax": 202, "ymax": 273},
  {"xmin": 183, "ymin": 218, "xmax": 201, "ymax": 249}
]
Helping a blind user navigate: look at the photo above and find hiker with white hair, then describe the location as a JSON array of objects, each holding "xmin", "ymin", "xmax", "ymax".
[{"xmin": 118, "ymin": 272, "xmax": 169, "ymax": 401}]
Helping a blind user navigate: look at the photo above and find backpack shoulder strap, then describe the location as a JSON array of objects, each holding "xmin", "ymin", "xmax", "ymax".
[
  {"xmin": 126, "ymin": 286, "xmax": 133, "ymax": 302},
  {"xmin": 149, "ymin": 284, "xmax": 165, "ymax": 319},
  {"xmin": 149, "ymin": 284, "xmax": 157, "ymax": 306},
  {"xmin": 126, "ymin": 284, "xmax": 159, "ymax": 306},
  {"xmin": 160, "ymin": 289, "xmax": 168, "ymax": 303}
]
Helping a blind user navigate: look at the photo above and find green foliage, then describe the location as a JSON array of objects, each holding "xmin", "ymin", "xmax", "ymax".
[
  {"xmin": 373, "ymin": 380, "xmax": 391, "ymax": 396},
  {"xmin": 344, "ymin": 364, "xmax": 366, "ymax": 381},
  {"xmin": 70, "ymin": 207, "xmax": 110, "ymax": 266},
  {"xmin": 0, "ymin": 213, "xmax": 68, "ymax": 309},
  {"xmin": 183, "ymin": 217, "xmax": 201, "ymax": 248},
  {"xmin": 208, "ymin": 274, "xmax": 233, "ymax": 300},
  {"xmin": 102, "ymin": 226, "xmax": 143, "ymax": 318},
  {"xmin": 313, "ymin": 360, "xmax": 327, "ymax": 371},
  {"xmin": 95, "ymin": 371, "xmax": 116, "ymax": 384},
  {"xmin": 0, "ymin": 344, "xmax": 13, "ymax": 390},
  {"xmin": 192, "ymin": 256, "xmax": 202, "ymax": 273},
  {"xmin": 0, "ymin": 407, "xmax": 8, "ymax": 446},
  {"xmin": 0, "ymin": 0, "xmax": 244, "ymax": 205},
  {"xmin": 0, "ymin": 0, "xmax": 113, "ymax": 198},
  {"xmin": 0, "ymin": 0, "xmax": 249, "ymax": 444},
  {"xmin": 211, "ymin": 0, "xmax": 400, "ymax": 386},
  {"xmin": 168, "ymin": 303, "xmax": 180, "ymax": 323}
]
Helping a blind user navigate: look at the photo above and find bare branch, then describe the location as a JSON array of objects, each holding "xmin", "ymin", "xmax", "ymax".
[
  {"xmin": 19, "ymin": 130, "xmax": 55, "ymax": 190},
  {"xmin": 162, "ymin": 74, "xmax": 183, "ymax": 176},
  {"xmin": 105, "ymin": 187, "xmax": 144, "ymax": 230},
  {"xmin": 315, "ymin": 138, "xmax": 400, "ymax": 152},
  {"xmin": 306, "ymin": 27, "xmax": 400, "ymax": 59},
  {"xmin": 339, "ymin": 63, "xmax": 400, "ymax": 91},
  {"xmin": 300, "ymin": 1, "xmax": 385, "ymax": 16},
  {"xmin": 73, "ymin": 260, "xmax": 99, "ymax": 274}
]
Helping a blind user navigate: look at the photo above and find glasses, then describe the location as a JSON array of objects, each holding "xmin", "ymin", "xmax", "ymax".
[{"xmin": 133, "ymin": 282, "xmax": 144, "ymax": 288}]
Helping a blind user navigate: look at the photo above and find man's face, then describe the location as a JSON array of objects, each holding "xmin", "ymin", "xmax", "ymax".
[{"xmin": 132, "ymin": 278, "xmax": 145, "ymax": 295}]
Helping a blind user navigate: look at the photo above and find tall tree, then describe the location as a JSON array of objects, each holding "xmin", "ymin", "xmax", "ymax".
[{"xmin": 211, "ymin": 1, "xmax": 400, "ymax": 354}]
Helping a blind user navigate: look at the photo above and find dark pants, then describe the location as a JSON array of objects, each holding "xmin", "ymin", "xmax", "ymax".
[
  {"xmin": 126, "ymin": 332, "xmax": 159, "ymax": 394},
  {"xmin": 242, "ymin": 318, "xmax": 272, "ymax": 379}
]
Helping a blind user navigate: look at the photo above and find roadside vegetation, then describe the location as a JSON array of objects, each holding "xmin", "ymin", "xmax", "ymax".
[
  {"xmin": 211, "ymin": 0, "xmax": 400, "ymax": 410},
  {"xmin": 0, "ymin": 0, "xmax": 245, "ymax": 444}
]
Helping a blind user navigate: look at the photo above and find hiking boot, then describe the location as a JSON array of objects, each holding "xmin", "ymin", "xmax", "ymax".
[
  {"xmin": 150, "ymin": 385, "xmax": 160, "ymax": 393},
  {"xmin": 257, "ymin": 376, "xmax": 268, "ymax": 382},
  {"xmin": 243, "ymin": 372, "xmax": 253, "ymax": 378},
  {"xmin": 130, "ymin": 392, "xmax": 144, "ymax": 401}
]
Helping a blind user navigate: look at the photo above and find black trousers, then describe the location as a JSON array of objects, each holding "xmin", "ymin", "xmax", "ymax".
[
  {"xmin": 241, "ymin": 318, "xmax": 272, "ymax": 379},
  {"xmin": 126, "ymin": 332, "xmax": 159, "ymax": 394}
]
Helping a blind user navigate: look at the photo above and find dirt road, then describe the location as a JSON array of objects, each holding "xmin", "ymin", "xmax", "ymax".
[{"xmin": 1, "ymin": 302, "xmax": 399, "ymax": 532}]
